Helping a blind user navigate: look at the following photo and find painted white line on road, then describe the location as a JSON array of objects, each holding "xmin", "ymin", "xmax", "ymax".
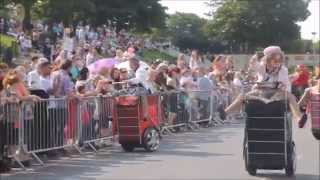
[{"xmin": 297, "ymin": 154, "xmax": 303, "ymax": 160}]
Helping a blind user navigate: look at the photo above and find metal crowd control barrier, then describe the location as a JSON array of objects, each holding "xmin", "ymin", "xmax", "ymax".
[
  {"xmin": 186, "ymin": 90, "xmax": 213, "ymax": 129},
  {"xmin": 160, "ymin": 91, "xmax": 189, "ymax": 134},
  {"xmin": 0, "ymin": 101, "xmax": 26, "ymax": 169},
  {"xmin": 19, "ymin": 98, "xmax": 82, "ymax": 169},
  {"xmin": 79, "ymin": 96, "xmax": 114, "ymax": 152},
  {"xmin": 0, "ymin": 89, "xmax": 233, "ymax": 170},
  {"xmin": 160, "ymin": 89, "xmax": 230, "ymax": 133}
]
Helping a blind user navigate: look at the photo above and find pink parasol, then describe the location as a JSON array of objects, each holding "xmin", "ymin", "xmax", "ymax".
[{"xmin": 88, "ymin": 58, "xmax": 119, "ymax": 75}]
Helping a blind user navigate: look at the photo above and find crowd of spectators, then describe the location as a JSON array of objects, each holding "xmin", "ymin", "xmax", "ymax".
[{"xmin": 0, "ymin": 18, "xmax": 177, "ymax": 63}]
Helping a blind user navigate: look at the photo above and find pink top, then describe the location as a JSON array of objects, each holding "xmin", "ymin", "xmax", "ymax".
[{"xmin": 309, "ymin": 92, "xmax": 320, "ymax": 129}]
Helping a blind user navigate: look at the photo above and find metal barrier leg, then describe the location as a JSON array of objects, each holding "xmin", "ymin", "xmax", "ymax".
[
  {"xmin": 73, "ymin": 144, "xmax": 83, "ymax": 154},
  {"xmin": 31, "ymin": 152, "xmax": 44, "ymax": 166},
  {"xmin": 13, "ymin": 155, "xmax": 26, "ymax": 170},
  {"xmin": 160, "ymin": 126, "xmax": 174, "ymax": 136},
  {"xmin": 88, "ymin": 142, "xmax": 98, "ymax": 153}
]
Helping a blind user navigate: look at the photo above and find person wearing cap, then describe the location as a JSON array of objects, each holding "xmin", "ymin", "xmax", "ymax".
[{"xmin": 225, "ymin": 46, "xmax": 307, "ymax": 125}]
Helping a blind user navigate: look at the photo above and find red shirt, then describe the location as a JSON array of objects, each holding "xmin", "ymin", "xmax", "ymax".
[{"xmin": 292, "ymin": 71, "xmax": 309, "ymax": 86}]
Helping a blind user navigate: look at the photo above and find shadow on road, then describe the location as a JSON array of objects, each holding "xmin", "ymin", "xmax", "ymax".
[
  {"xmin": 256, "ymin": 173, "xmax": 320, "ymax": 180},
  {"xmin": 1, "ymin": 123, "xmax": 242, "ymax": 180}
]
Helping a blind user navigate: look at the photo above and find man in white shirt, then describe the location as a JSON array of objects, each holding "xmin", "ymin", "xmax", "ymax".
[
  {"xmin": 27, "ymin": 58, "xmax": 48, "ymax": 89},
  {"xmin": 39, "ymin": 61, "xmax": 52, "ymax": 93},
  {"xmin": 126, "ymin": 56, "xmax": 149, "ymax": 88}
]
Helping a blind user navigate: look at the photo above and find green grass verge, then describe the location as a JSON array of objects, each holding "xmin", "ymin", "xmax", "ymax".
[
  {"xmin": 140, "ymin": 49, "xmax": 177, "ymax": 63},
  {"xmin": 0, "ymin": 34, "xmax": 19, "ymax": 58},
  {"xmin": 0, "ymin": 34, "xmax": 16, "ymax": 47}
]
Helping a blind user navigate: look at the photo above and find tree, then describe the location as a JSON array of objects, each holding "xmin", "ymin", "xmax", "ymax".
[
  {"xmin": 9, "ymin": 0, "xmax": 37, "ymax": 31},
  {"xmin": 166, "ymin": 13, "xmax": 209, "ymax": 51},
  {"xmin": 91, "ymin": 0, "xmax": 166, "ymax": 31},
  {"xmin": 314, "ymin": 41, "xmax": 320, "ymax": 54},
  {"xmin": 205, "ymin": 0, "xmax": 311, "ymax": 53},
  {"xmin": 34, "ymin": 0, "xmax": 166, "ymax": 31},
  {"xmin": 38, "ymin": 0, "xmax": 96, "ymax": 27}
]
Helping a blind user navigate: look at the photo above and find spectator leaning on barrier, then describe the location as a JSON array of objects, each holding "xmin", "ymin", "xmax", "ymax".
[
  {"xmin": 14, "ymin": 66, "xmax": 28, "ymax": 85},
  {"xmin": 51, "ymin": 59, "xmax": 75, "ymax": 98},
  {"xmin": 167, "ymin": 66, "xmax": 180, "ymax": 90},
  {"xmin": 126, "ymin": 56, "xmax": 149, "ymax": 89},
  {"xmin": 27, "ymin": 58, "xmax": 48, "ymax": 89},
  {"xmin": 38, "ymin": 61, "xmax": 53, "ymax": 95},
  {"xmin": 195, "ymin": 67, "xmax": 213, "ymax": 119},
  {"xmin": 2, "ymin": 69, "xmax": 40, "ymax": 102}
]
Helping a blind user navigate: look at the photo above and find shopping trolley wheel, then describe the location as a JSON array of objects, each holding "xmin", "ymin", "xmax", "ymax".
[
  {"xmin": 121, "ymin": 144, "xmax": 135, "ymax": 152},
  {"xmin": 247, "ymin": 167, "xmax": 257, "ymax": 176},
  {"xmin": 312, "ymin": 129, "xmax": 320, "ymax": 140},
  {"xmin": 285, "ymin": 142, "xmax": 296, "ymax": 177},
  {"xmin": 0, "ymin": 158, "xmax": 12, "ymax": 172},
  {"xmin": 244, "ymin": 145, "xmax": 257, "ymax": 176},
  {"xmin": 143, "ymin": 128, "xmax": 160, "ymax": 152}
]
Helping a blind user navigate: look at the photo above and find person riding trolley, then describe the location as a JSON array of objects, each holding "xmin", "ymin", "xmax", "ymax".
[{"xmin": 225, "ymin": 46, "xmax": 308, "ymax": 125}]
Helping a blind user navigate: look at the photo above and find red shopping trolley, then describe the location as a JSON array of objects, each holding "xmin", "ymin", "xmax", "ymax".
[{"xmin": 113, "ymin": 94, "xmax": 162, "ymax": 152}]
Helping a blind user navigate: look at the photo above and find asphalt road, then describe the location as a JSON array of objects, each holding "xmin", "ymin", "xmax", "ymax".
[{"xmin": 1, "ymin": 119, "xmax": 319, "ymax": 180}]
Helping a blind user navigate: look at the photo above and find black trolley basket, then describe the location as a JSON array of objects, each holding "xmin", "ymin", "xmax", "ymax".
[{"xmin": 243, "ymin": 89, "xmax": 296, "ymax": 177}]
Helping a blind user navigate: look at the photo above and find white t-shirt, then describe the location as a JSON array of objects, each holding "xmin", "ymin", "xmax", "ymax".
[
  {"xmin": 251, "ymin": 61, "xmax": 290, "ymax": 91},
  {"xmin": 39, "ymin": 75, "xmax": 52, "ymax": 92},
  {"xmin": 27, "ymin": 70, "xmax": 41, "ymax": 89},
  {"xmin": 128, "ymin": 66, "xmax": 148, "ymax": 88},
  {"xmin": 63, "ymin": 37, "xmax": 74, "ymax": 52},
  {"xmin": 86, "ymin": 53, "xmax": 96, "ymax": 66},
  {"xmin": 233, "ymin": 78, "xmax": 242, "ymax": 87}
]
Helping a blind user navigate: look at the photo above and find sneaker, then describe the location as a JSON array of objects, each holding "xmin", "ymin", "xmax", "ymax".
[{"xmin": 298, "ymin": 113, "xmax": 308, "ymax": 128}]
